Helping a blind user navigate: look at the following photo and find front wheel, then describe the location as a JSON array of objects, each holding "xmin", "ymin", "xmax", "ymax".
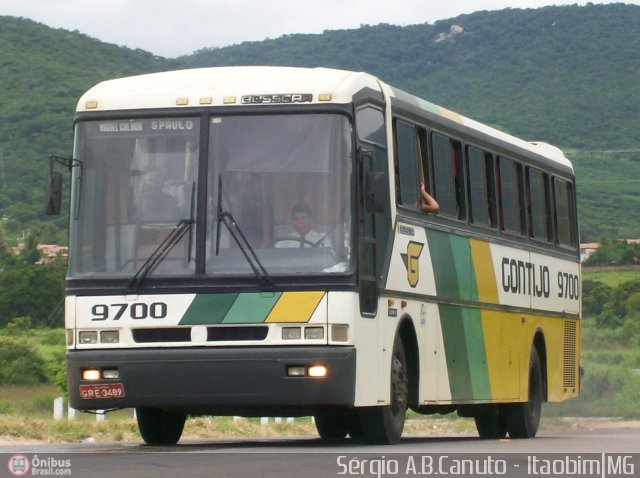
[
  {"xmin": 358, "ymin": 338, "xmax": 408, "ymax": 445},
  {"xmin": 136, "ymin": 407, "xmax": 187, "ymax": 445},
  {"xmin": 505, "ymin": 347, "xmax": 544, "ymax": 438}
]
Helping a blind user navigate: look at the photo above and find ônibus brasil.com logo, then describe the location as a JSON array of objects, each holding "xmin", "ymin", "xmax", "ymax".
[{"xmin": 7, "ymin": 454, "xmax": 30, "ymax": 476}]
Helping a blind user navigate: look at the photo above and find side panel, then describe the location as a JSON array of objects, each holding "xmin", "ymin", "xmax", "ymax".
[{"xmin": 384, "ymin": 220, "xmax": 581, "ymax": 405}]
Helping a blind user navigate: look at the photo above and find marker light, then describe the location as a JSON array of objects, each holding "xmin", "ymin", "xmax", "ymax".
[
  {"xmin": 66, "ymin": 329, "xmax": 74, "ymax": 347},
  {"xmin": 82, "ymin": 369, "xmax": 101, "ymax": 381},
  {"xmin": 308, "ymin": 365, "xmax": 328, "ymax": 378},
  {"xmin": 331, "ymin": 324, "xmax": 349, "ymax": 343}
]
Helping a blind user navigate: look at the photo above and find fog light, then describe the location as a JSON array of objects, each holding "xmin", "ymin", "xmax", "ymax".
[
  {"xmin": 100, "ymin": 330, "xmax": 119, "ymax": 344},
  {"xmin": 304, "ymin": 326, "xmax": 324, "ymax": 340},
  {"xmin": 282, "ymin": 327, "xmax": 301, "ymax": 340},
  {"xmin": 308, "ymin": 365, "xmax": 328, "ymax": 378},
  {"xmin": 331, "ymin": 324, "xmax": 349, "ymax": 343},
  {"xmin": 287, "ymin": 366, "xmax": 306, "ymax": 377},
  {"xmin": 82, "ymin": 369, "xmax": 101, "ymax": 381},
  {"xmin": 102, "ymin": 369, "xmax": 119, "ymax": 379},
  {"xmin": 79, "ymin": 331, "xmax": 98, "ymax": 344}
]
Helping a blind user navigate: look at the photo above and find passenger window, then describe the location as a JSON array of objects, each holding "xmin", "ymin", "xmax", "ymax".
[
  {"xmin": 527, "ymin": 168, "xmax": 551, "ymax": 241},
  {"xmin": 497, "ymin": 157, "xmax": 524, "ymax": 235},
  {"xmin": 554, "ymin": 178, "xmax": 576, "ymax": 247},
  {"xmin": 467, "ymin": 146, "xmax": 496, "ymax": 228},
  {"xmin": 394, "ymin": 120, "xmax": 420, "ymax": 207},
  {"xmin": 432, "ymin": 133, "xmax": 465, "ymax": 220}
]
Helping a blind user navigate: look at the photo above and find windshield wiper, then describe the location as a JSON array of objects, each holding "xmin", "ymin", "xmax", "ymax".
[
  {"xmin": 127, "ymin": 219, "xmax": 194, "ymax": 292},
  {"xmin": 127, "ymin": 183, "xmax": 196, "ymax": 292},
  {"xmin": 215, "ymin": 175, "xmax": 274, "ymax": 290}
]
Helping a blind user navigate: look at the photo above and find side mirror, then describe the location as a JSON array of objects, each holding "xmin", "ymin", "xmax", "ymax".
[{"xmin": 45, "ymin": 172, "xmax": 63, "ymax": 215}]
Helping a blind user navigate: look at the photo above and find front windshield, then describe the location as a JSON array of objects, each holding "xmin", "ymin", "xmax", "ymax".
[
  {"xmin": 208, "ymin": 114, "xmax": 353, "ymax": 276},
  {"xmin": 68, "ymin": 113, "xmax": 353, "ymax": 280},
  {"xmin": 69, "ymin": 118, "xmax": 199, "ymax": 277}
]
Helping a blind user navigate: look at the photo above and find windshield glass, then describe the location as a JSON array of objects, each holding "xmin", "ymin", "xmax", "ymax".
[
  {"xmin": 69, "ymin": 118, "xmax": 199, "ymax": 278},
  {"xmin": 208, "ymin": 114, "xmax": 353, "ymax": 276}
]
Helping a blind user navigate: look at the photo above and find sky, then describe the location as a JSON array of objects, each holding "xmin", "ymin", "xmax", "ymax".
[{"xmin": 0, "ymin": 0, "xmax": 637, "ymax": 57}]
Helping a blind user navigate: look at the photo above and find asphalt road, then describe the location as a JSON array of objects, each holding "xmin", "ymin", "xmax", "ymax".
[{"xmin": 2, "ymin": 424, "xmax": 640, "ymax": 478}]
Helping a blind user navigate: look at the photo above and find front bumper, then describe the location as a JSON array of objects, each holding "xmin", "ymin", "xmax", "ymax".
[{"xmin": 67, "ymin": 346, "xmax": 356, "ymax": 414}]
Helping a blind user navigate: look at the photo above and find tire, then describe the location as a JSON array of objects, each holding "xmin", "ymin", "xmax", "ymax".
[
  {"xmin": 358, "ymin": 338, "xmax": 408, "ymax": 445},
  {"xmin": 506, "ymin": 347, "xmax": 544, "ymax": 438},
  {"xmin": 474, "ymin": 410, "xmax": 508, "ymax": 439},
  {"xmin": 314, "ymin": 410, "xmax": 349, "ymax": 439},
  {"xmin": 136, "ymin": 407, "xmax": 187, "ymax": 445}
]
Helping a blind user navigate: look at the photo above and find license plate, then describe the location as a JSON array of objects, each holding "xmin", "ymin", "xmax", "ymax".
[{"xmin": 79, "ymin": 383, "xmax": 125, "ymax": 399}]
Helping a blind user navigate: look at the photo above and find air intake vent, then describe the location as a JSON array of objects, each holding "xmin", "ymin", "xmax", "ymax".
[
  {"xmin": 563, "ymin": 320, "xmax": 577, "ymax": 389},
  {"xmin": 207, "ymin": 326, "xmax": 268, "ymax": 341},
  {"xmin": 132, "ymin": 328, "xmax": 191, "ymax": 343}
]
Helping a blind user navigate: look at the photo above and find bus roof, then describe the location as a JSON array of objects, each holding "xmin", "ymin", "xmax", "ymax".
[
  {"xmin": 77, "ymin": 66, "xmax": 571, "ymax": 171},
  {"xmin": 77, "ymin": 66, "xmax": 379, "ymax": 112}
]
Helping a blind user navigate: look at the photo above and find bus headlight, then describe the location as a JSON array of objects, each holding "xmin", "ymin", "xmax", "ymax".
[
  {"xmin": 79, "ymin": 331, "xmax": 98, "ymax": 344},
  {"xmin": 282, "ymin": 327, "xmax": 301, "ymax": 340},
  {"xmin": 304, "ymin": 327, "xmax": 324, "ymax": 340},
  {"xmin": 100, "ymin": 330, "xmax": 119, "ymax": 344}
]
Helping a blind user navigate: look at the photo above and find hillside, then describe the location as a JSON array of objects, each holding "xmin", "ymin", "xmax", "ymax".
[
  {"xmin": 0, "ymin": 4, "xmax": 639, "ymax": 243},
  {"xmin": 0, "ymin": 17, "xmax": 171, "ymax": 243}
]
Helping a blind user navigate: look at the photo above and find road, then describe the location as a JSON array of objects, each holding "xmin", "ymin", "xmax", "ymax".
[{"xmin": 2, "ymin": 424, "xmax": 640, "ymax": 478}]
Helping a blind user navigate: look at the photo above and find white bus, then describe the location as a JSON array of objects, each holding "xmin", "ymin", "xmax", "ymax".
[{"xmin": 49, "ymin": 66, "xmax": 580, "ymax": 445}]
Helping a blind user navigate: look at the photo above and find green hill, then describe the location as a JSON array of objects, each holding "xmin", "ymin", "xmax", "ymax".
[
  {"xmin": 0, "ymin": 17, "xmax": 171, "ymax": 243},
  {"xmin": 1, "ymin": 3, "xmax": 639, "ymax": 243}
]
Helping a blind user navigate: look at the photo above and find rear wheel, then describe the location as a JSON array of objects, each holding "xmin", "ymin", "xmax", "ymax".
[
  {"xmin": 359, "ymin": 337, "xmax": 408, "ymax": 445},
  {"xmin": 506, "ymin": 347, "xmax": 544, "ymax": 438},
  {"xmin": 136, "ymin": 407, "xmax": 186, "ymax": 445}
]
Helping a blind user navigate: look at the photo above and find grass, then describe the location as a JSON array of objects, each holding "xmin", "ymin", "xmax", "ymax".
[{"xmin": 583, "ymin": 270, "xmax": 640, "ymax": 287}]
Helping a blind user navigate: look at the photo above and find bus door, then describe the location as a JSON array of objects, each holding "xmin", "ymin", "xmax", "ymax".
[{"xmin": 354, "ymin": 104, "xmax": 391, "ymax": 317}]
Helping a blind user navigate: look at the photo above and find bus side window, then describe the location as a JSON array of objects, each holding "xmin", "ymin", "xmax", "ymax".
[
  {"xmin": 497, "ymin": 157, "xmax": 525, "ymax": 235},
  {"xmin": 526, "ymin": 167, "xmax": 552, "ymax": 242},
  {"xmin": 394, "ymin": 120, "xmax": 420, "ymax": 208},
  {"xmin": 432, "ymin": 133, "xmax": 465, "ymax": 220},
  {"xmin": 466, "ymin": 146, "xmax": 496, "ymax": 228},
  {"xmin": 553, "ymin": 178, "xmax": 577, "ymax": 248}
]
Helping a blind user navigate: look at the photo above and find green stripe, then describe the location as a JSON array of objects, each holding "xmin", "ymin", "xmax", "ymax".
[
  {"xmin": 450, "ymin": 234, "xmax": 478, "ymax": 302},
  {"xmin": 180, "ymin": 293, "xmax": 239, "ymax": 325},
  {"xmin": 223, "ymin": 292, "xmax": 282, "ymax": 324},
  {"xmin": 439, "ymin": 305, "xmax": 491, "ymax": 400},
  {"xmin": 439, "ymin": 304, "xmax": 473, "ymax": 399},
  {"xmin": 427, "ymin": 230, "xmax": 459, "ymax": 300},
  {"xmin": 461, "ymin": 307, "xmax": 491, "ymax": 398}
]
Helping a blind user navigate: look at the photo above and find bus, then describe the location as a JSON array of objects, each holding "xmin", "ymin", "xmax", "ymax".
[{"xmin": 48, "ymin": 66, "xmax": 580, "ymax": 445}]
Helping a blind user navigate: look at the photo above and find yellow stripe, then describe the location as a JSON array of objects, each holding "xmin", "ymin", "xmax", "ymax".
[
  {"xmin": 265, "ymin": 291, "xmax": 325, "ymax": 323},
  {"xmin": 481, "ymin": 310, "xmax": 520, "ymax": 400},
  {"xmin": 470, "ymin": 239, "xmax": 499, "ymax": 303}
]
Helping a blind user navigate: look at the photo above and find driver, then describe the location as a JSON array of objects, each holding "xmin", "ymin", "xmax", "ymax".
[{"xmin": 275, "ymin": 203, "xmax": 332, "ymax": 250}]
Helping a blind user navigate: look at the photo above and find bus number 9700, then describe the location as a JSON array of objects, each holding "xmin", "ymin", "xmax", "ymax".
[{"xmin": 91, "ymin": 302, "xmax": 168, "ymax": 321}]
